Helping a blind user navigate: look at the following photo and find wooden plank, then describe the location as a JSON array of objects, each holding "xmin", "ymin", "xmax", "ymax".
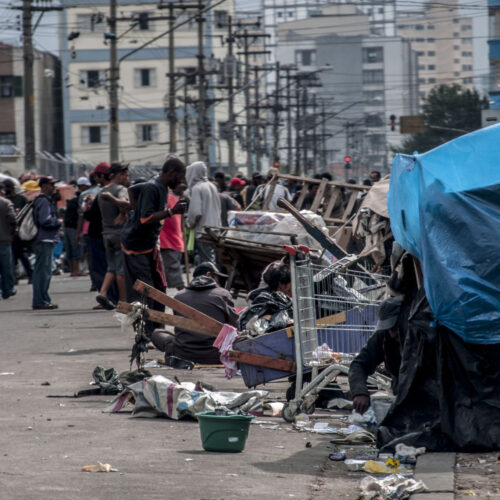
[
  {"xmin": 343, "ymin": 190, "xmax": 358, "ymax": 221},
  {"xmin": 262, "ymin": 175, "xmax": 278, "ymax": 210},
  {"xmin": 295, "ymin": 181, "xmax": 309, "ymax": 210},
  {"xmin": 132, "ymin": 281, "xmax": 223, "ymax": 336},
  {"xmin": 323, "ymin": 187, "xmax": 342, "ymax": 219},
  {"xmin": 310, "ymin": 178, "xmax": 328, "ymax": 212},
  {"xmin": 116, "ymin": 301, "xmax": 220, "ymax": 337},
  {"xmin": 228, "ymin": 349, "xmax": 296, "ymax": 372},
  {"xmin": 284, "ymin": 312, "xmax": 347, "ymax": 338}
]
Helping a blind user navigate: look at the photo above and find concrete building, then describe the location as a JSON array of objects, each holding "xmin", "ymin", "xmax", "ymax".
[
  {"xmin": 59, "ymin": 0, "xmax": 244, "ymax": 170},
  {"xmin": 396, "ymin": 0, "xmax": 474, "ymax": 101},
  {"xmin": 276, "ymin": 12, "xmax": 418, "ymax": 177},
  {"xmin": 0, "ymin": 42, "xmax": 63, "ymax": 176},
  {"xmin": 488, "ymin": 0, "xmax": 500, "ymax": 109}
]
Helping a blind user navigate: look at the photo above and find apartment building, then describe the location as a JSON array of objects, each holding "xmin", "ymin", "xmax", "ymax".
[
  {"xmin": 60, "ymin": 0, "xmax": 244, "ymax": 169},
  {"xmin": 396, "ymin": 0, "xmax": 474, "ymax": 101},
  {"xmin": 488, "ymin": 0, "xmax": 500, "ymax": 109}
]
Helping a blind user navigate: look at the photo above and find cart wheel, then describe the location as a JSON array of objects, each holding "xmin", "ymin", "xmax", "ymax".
[
  {"xmin": 302, "ymin": 402, "xmax": 316, "ymax": 415},
  {"xmin": 282, "ymin": 402, "xmax": 298, "ymax": 423}
]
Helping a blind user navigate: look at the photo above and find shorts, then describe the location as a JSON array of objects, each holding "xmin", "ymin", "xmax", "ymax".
[
  {"xmin": 103, "ymin": 232, "xmax": 124, "ymax": 275},
  {"xmin": 161, "ymin": 248, "xmax": 184, "ymax": 289},
  {"xmin": 64, "ymin": 227, "xmax": 82, "ymax": 260}
]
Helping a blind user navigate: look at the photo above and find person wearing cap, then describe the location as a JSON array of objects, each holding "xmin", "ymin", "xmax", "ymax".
[
  {"xmin": 228, "ymin": 177, "xmax": 246, "ymax": 207},
  {"xmin": 151, "ymin": 262, "xmax": 238, "ymax": 364},
  {"xmin": 95, "ymin": 162, "xmax": 130, "ymax": 309},
  {"xmin": 185, "ymin": 161, "xmax": 221, "ymax": 264},
  {"xmin": 348, "ymin": 296, "xmax": 404, "ymax": 414},
  {"xmin": 32, "ymin": 176, "xmax": 62, "ymax": 310}
]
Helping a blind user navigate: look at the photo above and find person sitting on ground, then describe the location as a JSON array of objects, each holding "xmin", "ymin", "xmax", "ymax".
[
  {"xmin": 151, "ymin": 262, "xmax": 239, "ymax": 365},
  {"xmin": 348, "ymin": 296, "xmax": 404, "ymax": 415}
]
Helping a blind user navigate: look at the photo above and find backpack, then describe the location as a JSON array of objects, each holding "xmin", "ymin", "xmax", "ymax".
[{"xmin": 16, "ymin": 200, "xmax": 38, "ymax": 241}]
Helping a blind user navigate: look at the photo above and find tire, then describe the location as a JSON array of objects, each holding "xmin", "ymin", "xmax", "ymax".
[{"xmin": 282, "ymin": 402, "xmax": 298, "ymax": 423}]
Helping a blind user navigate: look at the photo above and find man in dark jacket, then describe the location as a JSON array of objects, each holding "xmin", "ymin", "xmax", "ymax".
[
  {"xmin": 151, "ymin": 262, "xmax": 239, "ymax": 364},
  {"xmin": 32, "ymin": 177, "xmax": 61, "ymax": 310},
  {"xmin": 0, "ymin": 184, "xmax": 17, "ymax": 299},
  {"xmin": 348, "ymin": 296, "xmax": 403, "ymax": 414}
]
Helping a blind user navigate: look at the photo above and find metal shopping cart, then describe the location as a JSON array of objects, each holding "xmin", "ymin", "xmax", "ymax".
[{"xmin": 282, "ymin": 245, "xmax": 389, "ymax": 422}]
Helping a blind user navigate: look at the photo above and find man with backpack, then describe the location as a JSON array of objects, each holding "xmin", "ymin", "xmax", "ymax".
[{"xmin": 32, "ymin": 176, "xmax": 61, "ymax": 310}]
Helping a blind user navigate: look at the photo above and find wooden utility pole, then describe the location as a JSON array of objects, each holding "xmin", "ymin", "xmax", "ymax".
[
  {"xmin": 272, "ymin": 62, "xmax": 280, "ymax": 166},
  {"xmin": 22, "ymin": 0, "xmax": 35, "ymax": 170},
  {"xmin": 109, "ymin": 0, "xmax": 119, "ymax": 162},
  {"xmin": 196, "ymin": 0, "xmax": 207, "ymax": 161}
]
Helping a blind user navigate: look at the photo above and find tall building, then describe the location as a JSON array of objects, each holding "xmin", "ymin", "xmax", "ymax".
[
  {"xmin": 59, "ymin": 0, "xmax": 244, "ymax": 170},
  {"xmin": 0, "ymin": 42, "xmax": 63, "ymax": 176},
  {"xmin": 488, "ymin": 0, "xmax": 500, "ymax": 109},
  {"xmin": 396, "ymin": 0, "xmax": 474, "ymax": 101}
]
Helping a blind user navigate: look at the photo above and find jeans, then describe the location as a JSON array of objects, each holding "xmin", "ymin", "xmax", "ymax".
[
  {"xmin": 32, "ymin": 241, "xmax": 54, "ymax": 307},
  {"xmin": 0, "ymin": 244, "xmax": 15, "ymax": 299},
  {"xmin": 195, "ymin": 240, "xmax": 216, "ymax": 265}
]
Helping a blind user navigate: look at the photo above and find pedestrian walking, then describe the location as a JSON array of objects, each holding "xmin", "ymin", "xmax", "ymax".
[
  {"xmin": 0, "ymin": 184, "xmax": 17, "ymax": 299},
  {"xmin": 32, "ymin": 177, "xmax": 61, "ymax": 310}
]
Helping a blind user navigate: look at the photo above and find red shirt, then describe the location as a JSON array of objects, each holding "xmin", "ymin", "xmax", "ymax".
[{"xmin": 160, "ymin": 193, "xmax": 184, "ymax": 252}]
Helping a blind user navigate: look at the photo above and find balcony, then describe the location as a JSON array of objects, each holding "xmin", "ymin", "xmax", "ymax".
[{"xmin": 488, "ymin": 39, "xmax": 500, "ymax": 60}]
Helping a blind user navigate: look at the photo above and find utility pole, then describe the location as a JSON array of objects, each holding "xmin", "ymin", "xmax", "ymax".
[
  {"xmin": 253, "ymin": 65, "xmax": 261, "ymax": 170},
  {"xmin": 183, "ymin": 83, "xmax": 190, "ymax": 164},
  {"xmin": 226, "ymin": 16, "xmax": 235, "ymax": 175},
  {"xmin": 295, "ymin": 84, "xmax": 301, "ymax": 176},
  {"xmin": 302, "ymin": 85, "xmax": 308, "ymax": 175},
  {"xmin": 285, "ymin": 67, "xmax": 293, "ymax": 173},
  {"xmin": 196, "ymin": 0, "xmax": 206, "ymax": 161},
  {"xmin": 22, "ymin": 0, "xmax": 35, "ymax": 170},
  {"xmin": 168, "ymin": 5, "xmax": 176, "ymax": 152},
  {"xmin": 311, "ymin": 93, "xmax": 317, "ymax": 173},
  {"xmin": 321, "ymin": 101, "xmax": 327, "ymax": 168},
  {"xmin": 109, "ymin": 0, "xmax": 119, "ymax": 163},
  {"xmin": 272, "ymin": 62, "xmax": 280, "ymax": 166},
  {"xmin": 243, "ymin": 30, "xmax": 251, "ymax": 175}
]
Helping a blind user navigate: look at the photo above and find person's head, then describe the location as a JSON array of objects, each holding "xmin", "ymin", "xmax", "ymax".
[
  {"xmin": 173, "ymin": 183, "xmax": 187, "ymax": 197},
  {"xmin": 38, "ymin": 176, "xmax": 58, "ymax": 196},
  {"xmin": 160, "ymin": 156, "xmax": 186, "ymax": 190},
  {"xmin": 193, "ymin": 261, "xmax": 228, "ymax": 286},
  {"xmin": 213, "ymin": 171, "xmax": 227, "ymax": 192},
  {"xmin": 110, "ymin": 162, "xmax": 130, "ymax": 186},
  {"xmin": 369, "ymin": 170, "xmax": 381, "ymax": 183},
  {"xmin": 266, "ymin": 167, "xmax": 279, "ymax": 181},
  {"xmin": 362, "ymin": 178, "xmax": 372, "ymax": 187},
  {"xmin": 185, "ymin": 161, "xmax": 207, "ymax": 190},
  {"xmin": 309, "ymin": 183, "xmax": 319, "ymax": 196},
  {"xmin": 2, "ymin": 179, "xmax": 16, "ymax": 196},
  {"xmin": 252, "ymin": 172, "xmax": 263, "ymax": 186},
  {"xmin": 375, "ymin": 296, "xmax": 403, "ymax": 339},
  {"xmin": 320, "ymin": 172, "xmax": 332, "ymax": 181},
  {"xmin": 263, "ymin": 264, "xmax": 292, "ymax": 297},
  {"xmin": 347, "ymin": 178, "xmax": 357, "ymax": 185},
  {"xmin": 230, "ymin": 177, "xmax": 246, "ymax": 192},
  {"xmin": 77, "ymin": 176, "xmax": 91, "ymax": 192},
  {"xmin": 90, "ymin": 162, "xmax": 111, "ymax": 186}
]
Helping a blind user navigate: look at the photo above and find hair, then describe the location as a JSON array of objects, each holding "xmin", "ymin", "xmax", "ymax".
[
  {"xmin": 362, "ymin": 179, "xmax": 372, "ymax": 186},
  {"xmin": 263, "ymin": 264, "xmax": 291, "ymax": 293},
  {"xmin": 214, "ymin": 171, "xmax": 225, "ymax": 179},
  {"xmin": 162, "ymin": 157, "xmax": 185, "ymax": 173},
  {"xmin": 320, "ymin": 172, "xmax": 332, "ymax": 181},
  {"xmin": 370, "ymin": 170, "xmax": 381, "ymax": 179},
  {"xmin": 110, "ymin": 162, "xmax": 129, "ymax": 176}
]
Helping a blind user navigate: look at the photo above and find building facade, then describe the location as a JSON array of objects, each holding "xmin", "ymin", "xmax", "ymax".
[
  {"xmin": 60, "ymin": 0, "xmax": 245, "ymax": 170},
  {"xmin": 488, "ymin": 0, "xmax": 500, "ymax": 108},
  {"xmin": 0, "ymin": 42, "xmax": 63, "ymax": 175}
]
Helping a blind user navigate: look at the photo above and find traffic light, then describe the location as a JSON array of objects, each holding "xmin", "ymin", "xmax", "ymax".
[
  {"xmin": 389, "ymin": 114, "xmax": 396, "ymax": 132},
  {"xmin": 274, "ymin": 158, "xmax": 280, "ymax": 168},
  {"xmin": 344, "ymin": 156, "xmax": 351, "ymax": 169}
]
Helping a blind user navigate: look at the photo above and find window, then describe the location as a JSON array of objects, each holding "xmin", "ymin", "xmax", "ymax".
[
  {"xmin": 454, "ymin": 72, "xmax": 460, "ymax": 77},
  {"xmin": 415, "ymin": 25, "xmax": 424, "ymax": 31},
  {"xmin": 461, "ymin": 25, "xmax": 471, "ymax": 31},
  {"xmin": 134, "ymin": 68, "xmax": 157, "ymax": 87},
  {"xmin": 378, "ymin": 7, "xmax": 384, "ymax": 14},
  {"xmin": 427, "ymin": 37, "xmax": 435, "ymax": 42},
  {"xmin": 214, "ymin": 10, "xmax": 228, "ymax": 28},
  {"xmin": 0, "ymin": 132, "xmax": 16, "ymax": 145},
  {"xmin": 461, "ymin": 51, "xmax": 472, "ymax": 57},
  {"xmin": 415, "ymin": 38, "xmax": 425, "ymax": 43},
  {"xmin": 419, "ymin": 91, "xmax": 426, "ymax": 98},
  {"xmin": 463, "ymin": 77, "xmax": 473, "ymax": 84},
  {"xmin": 418, "ymin": 64, "xmax": 425, "ymax": 70},
  {"xmin": 363, "ymin": 69, "xmax": 384, "ymax": 84},
  {"xmin": 462, "ymin": 38, "xmax": 472, "ymax": 44},
  {"xmin": 427, "ymin": 24, "xmax": 435, "ymax": 30},
  {"xmin": 428, "ymin": 64, "xmax": 435, "ymax": 70},
  {"xmin": 288, "ymin": 11, "xmax": 294, "ymax": 18},
  {"xmin": 453, "ymin": 18, "xmax": 459, "ymax": 24},
  {"xmin": 0, "ymin": 76, "xmax": 22, "ymax": 97},
  {"xmin": 453, "ymin": 45, "xmax": 460, "ymax": 50},
  {"xmin": 418, "ymin": 78, "xmax": 426, "ymax": 84},
  {"xmin": 462, "ymin": 64, "xmax": 473, "ymax": 71},
  {"xmin": 363, "ymin": 89, "xmax": 384, "ymax": 104},
  {"xmin": 133, "ymin": 12, "xmax": 153, "ymax": 31},
  {"xmin": 427, "ymin": 51, "xmax": 435, "ymax": 56},
  {"xmin": 453, "ymin": 32, "xmax": 459, "ymax": 37},
  {"xmin": 365, "ymin": 114, "xmax": 384, "ymax": 127},
  {"xmin": 277, "ymin": 11, "xmax": 282, "ymax": 18},
  {"xmin": 295, "ymin": 49, "xmax": 316, "ymax": 66},
  {"xmin": 417, "ymin": 51, "xmax": 425, "ymax": 57},
  {"xmin": 362, "ymin": 47, "xmax": 383, "ymax": 63},
  {"xmin": 77, "ymin": 13, "xmax": 106, "ymax": 33},
  {"xmin": 428, "ymin": 78, "xmax": 436, "ymax": 84},
  {"xmin": 136, "ymin": 124, "xmax": 158, "ymax": 143},
  {"xmin": 397, "ymin": 25, "xmax": 407, "ymax": 30},
  {"xmin": 175, "ymin": 11, "xmax": 196, "ymax": 30},
  {"xmin": 81, "ymin": 126, "xmax": 108, "ymax": 145},
  {"xmin": 79, "ymin": 70, "xmax": 106, "ymax": 89}
]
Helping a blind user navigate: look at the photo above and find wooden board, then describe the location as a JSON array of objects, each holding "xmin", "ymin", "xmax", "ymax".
[
  {"xmin": 228, "ymin": 349, "xmax": 296, "ymax": 372},
  {"xmin": 133, "ymin": 280, "xmax": 223, "ymax": 336},
  {"xmin": 116, "ymin": 301, "xmax": 220, "ymax": 338}
]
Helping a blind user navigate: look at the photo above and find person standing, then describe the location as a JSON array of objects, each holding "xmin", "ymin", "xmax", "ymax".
[
  {"xmin": 32, "ymin": 177, "xmax": 61, "ymax": 310},
  {"xmin": 185, "ymin": 161, "xmax": 221, "ymax": 264},
  {"xmin": 244, "ymin": 171, "xmax": 263, "ymax": 207},
  {"xmin": 0, "ymin": 184, "xmax": 17, "ymax": 299},
  {"xmin": 120, "ymin": 156, "xmax": 187, "ymax": 337}
]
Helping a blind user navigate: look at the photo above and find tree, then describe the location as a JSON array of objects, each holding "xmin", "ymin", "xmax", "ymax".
[{"xmin": 394, "ymin": 84, "xmax": 488, "ymax": 155}]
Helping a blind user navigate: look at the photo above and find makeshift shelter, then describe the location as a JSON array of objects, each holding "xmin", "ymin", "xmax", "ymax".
[{"xmin": 379, "ymin": 124, "xmax": 500, "ymax": 451}]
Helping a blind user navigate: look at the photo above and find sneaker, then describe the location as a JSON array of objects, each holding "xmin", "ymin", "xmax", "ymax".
[
  {"xmin": 33, "ymin": 303, "xmax": 59, "ymax": 310},
  {"xmin": 3, "ymin": 289, "xmax": 17, "ymax": 299},
  {"xmin": 96, "ymin": 295, "xmax": 116, "ymax": 311}
]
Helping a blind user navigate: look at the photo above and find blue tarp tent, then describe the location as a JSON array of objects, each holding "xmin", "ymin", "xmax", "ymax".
[{"xmin": 388, "ymin": 124, "xmax": 500, "ymax": 343}]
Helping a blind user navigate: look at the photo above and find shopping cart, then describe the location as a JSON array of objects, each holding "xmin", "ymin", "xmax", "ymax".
[{"xmin": 282, "ymin": 245, "xmax": 388, "ymax": 422}]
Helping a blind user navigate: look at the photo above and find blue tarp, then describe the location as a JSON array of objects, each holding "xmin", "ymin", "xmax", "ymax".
[{"xmin": 388, "ymin": 124, "xmax": 500, "ymax": 344}]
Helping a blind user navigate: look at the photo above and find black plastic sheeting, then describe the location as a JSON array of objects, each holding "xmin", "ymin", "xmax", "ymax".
[{"xmin": 377, "ymin": 290, "xmax": 500, "ymax": 452}]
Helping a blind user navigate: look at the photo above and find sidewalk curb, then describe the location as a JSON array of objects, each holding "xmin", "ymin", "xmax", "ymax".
[{"xmin": 412, "ymin": 452, "xmax": 456, "ymax": 499}]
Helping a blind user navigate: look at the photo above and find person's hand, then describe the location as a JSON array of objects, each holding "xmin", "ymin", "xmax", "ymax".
[
  {"xmin": 171, "ymin": 199, "xmax": 188, "ymax": 215},
  {"xmin": 352, "ymin": 395, "xmax": 370, "ymax": 415}
]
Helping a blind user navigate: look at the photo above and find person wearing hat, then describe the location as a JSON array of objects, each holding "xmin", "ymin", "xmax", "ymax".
[
  {"xmin": 228, "ymin": 177, "xmax": 246, "ymax": 206},
  {"xmin": 32, "ymin": 176, "xmax": 61, "ymax": 310},
  {"xmin": 348, "ymin": 296, "xmax": 404, "ymax": 414},
  {"xmin": 150, "ymin": 261, "xmax": 238, "ymax": 364}
]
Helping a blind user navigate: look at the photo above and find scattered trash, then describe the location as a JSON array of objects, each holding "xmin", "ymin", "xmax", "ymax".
[
  {"xmin": 394, "ymin": 443, "xmax": 425, "ymax": 459},
  {"xmin": 67, "ymin": 349, "xmax": 77, "ymax": 353},
  {"xmin": 345, "ymin": 459, "xmax": 366, "ymax": 471},
  {"xmin": 0, "ymin": 372, "xmax": 15, "ymax": 376},
  {"xmin": 363, "ymin": 460, "xmax": 406, "ymax": 474},
  {"xmin": 326, "ymin": 398, "xmax": 352, "ymax": 410},
  {"xmin": 330, "ymin": 429, "xmax": 376, "ymax": 444},
  {"xmin": 41, "ymin": 381, "xmax": 51, "ymax": 386},
  {"xmin": 329, "ymin": 451, "xmax": 346, "ymax": 461},
  {"xmin": 305, "ymin": 441, "xmax": 312, "ymax": 448},
  {"xmin": 293, "ymin": 413, "xmax": 310, "ymax": 428},
  {"xmin": 81, "ymin": 463, "xmax": 118, "ymax": 473},
  {"xmin": 478, "ymin": 459, "xmax": 486, "ymax": 464},
  {"xmin": 143, "ymin": 360, "xmax": 172, "ymax": 369},
  {"xmin": 274, "ymin": 445, "xmax": 285, "ymax": 449},
  {"xmin": 260, "ymin": 424, "xmax": 280, "ymax": 430},
  {"xmin": 462, "ymin": 491, "xmax": 476, "ymax": 496},
  {"xmin": 349, "ymin": 408, "xmax": 377, "ymax": 425},
  {"xmin": 359, "ymin": 474, "xmax": 427, "ymax": 499},
  {"xmin": 265, "ymin": 402, "xmax": 285, "ymax": 417},
  {"xmin": 27, "ymin": 426, "xmax": 33, "ymax": 430},
  {"xmin": 185, "ymin": 458, "xmax": 193, "ymax": 462}
]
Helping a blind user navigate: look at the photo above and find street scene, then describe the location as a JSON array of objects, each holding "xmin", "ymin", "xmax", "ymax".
[{"xmin": 0, "ymin": 0, "xmax": 499, "ymax": 499}]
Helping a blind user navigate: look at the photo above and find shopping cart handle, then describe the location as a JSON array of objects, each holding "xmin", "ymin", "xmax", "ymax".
[
  {"xmin": 298, "ymin": 245, "xmax": 310, "ymax": 254},
  {"xmin": 282, "ymin": 245, "xmax": 296, "ymax": 255}
]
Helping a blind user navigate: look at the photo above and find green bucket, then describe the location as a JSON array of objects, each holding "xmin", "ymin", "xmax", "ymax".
[{"xmin": 196, "ymin": 412, "xmax": 254, "ymax": 452}]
